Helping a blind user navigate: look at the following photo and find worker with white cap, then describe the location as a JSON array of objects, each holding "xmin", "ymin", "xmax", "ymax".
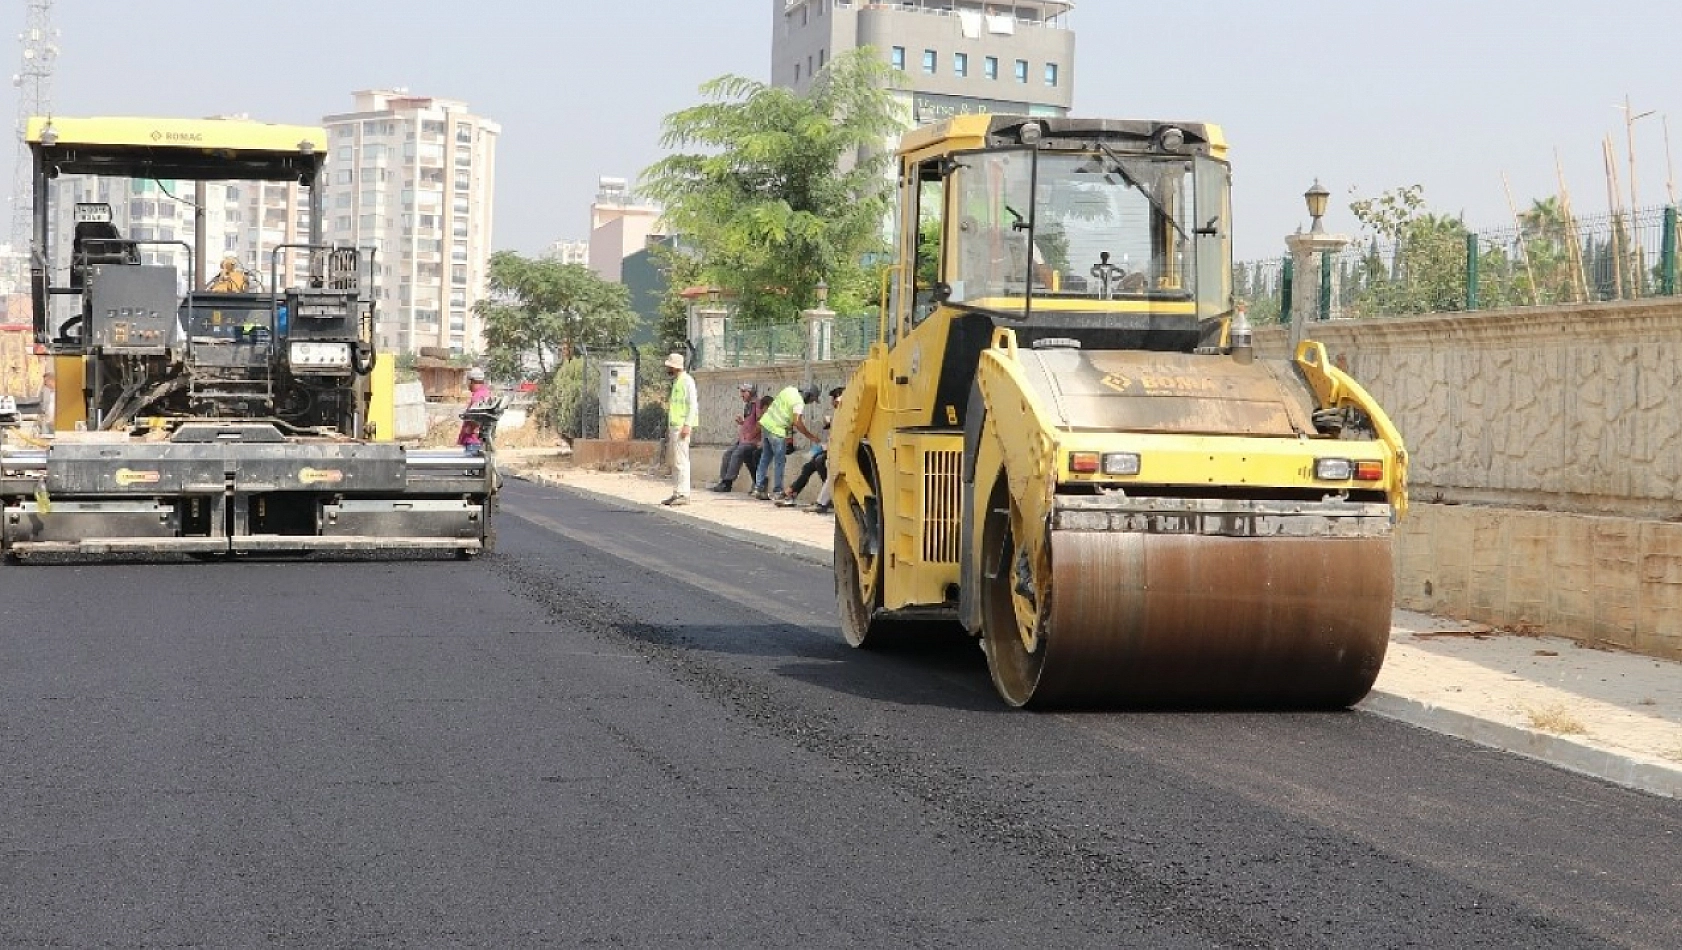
[
  {"xmin": 662, "ymin": 352, "xmax": 698, "ymax": 505},
  {"xmin": 457, "ymin": 367, "xmax": 492, "ymax": 454}
]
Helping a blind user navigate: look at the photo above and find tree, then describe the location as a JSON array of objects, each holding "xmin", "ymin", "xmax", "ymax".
[
  {"xmin": 1346, "ymin": 186, "xmax": 1470, "ymax": 316},
  {"xmin": 651, "ymin": 242, "xmax": 703, "ymax": 354},
  {"xmin": 640, "ymin": 47, "xmax": 906, "ymax": 325},
  {"xmin": 475, "ymin": 251, "xmax": 637, "ymax": 379}
]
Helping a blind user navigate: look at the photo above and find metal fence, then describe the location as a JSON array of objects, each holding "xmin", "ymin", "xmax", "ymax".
[
  {"xmin": 696, "ymin": 312, "xmax": 881, "ymax": 369},
  {"xmin": 1235, "ymin": 203, "xmax": 1681, "ymax": 321},
  {"xmin": 549, "ymin": 346, "xmax": 670, "ymax": 441}
]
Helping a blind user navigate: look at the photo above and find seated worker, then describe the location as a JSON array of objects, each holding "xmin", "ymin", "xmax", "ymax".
[
  {"xmin": 776, "ymin": 386, "xmax": 843, "ymax": 507},
  {"xmin": 710, "ymin": 383, "xmax": 763, "ymax": 492},
  {"xmin": 457, "ymin": 368, "xmax": 493, "ymax": 455},
  {"xmin": 1090, "ymin": 251, "xmax": 1125, "ymax": 298},
  {"xmin": 207, "ymin": 256, "xmax": 250, "ymax": 293}
]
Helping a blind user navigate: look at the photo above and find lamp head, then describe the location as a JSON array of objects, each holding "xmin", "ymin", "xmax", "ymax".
[{"xmin": 1304, "ymin": 179, "xmax": 1330, "ymax": 233}]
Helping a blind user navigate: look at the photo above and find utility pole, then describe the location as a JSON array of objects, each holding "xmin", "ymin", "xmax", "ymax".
[
  {"xmin": 1619, "ymin": 97, "xmax": 1657, "ymax": 298},
  {"xmin": 11, "ymin": 0, "xmax": 57, "ymax": 252},
  {"xmin": 5, "ymin": 2, "xmax": 56, "ymax": 404},
  {"xmin": 1622, "ymin": 96, "xmax": 1653, "ymax": 217},
  {"xmin": 1665, "ymin": 114, "xmax": 1677, "ymax": 207}
]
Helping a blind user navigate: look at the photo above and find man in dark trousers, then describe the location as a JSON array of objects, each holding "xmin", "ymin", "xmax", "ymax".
[
  {"xmin": 777, "ymin": 387, "xmax": 842, "ymax": 506},
  {"xmin": 710, "ymin": 383, "xmax": 763, "ymax": 492}
]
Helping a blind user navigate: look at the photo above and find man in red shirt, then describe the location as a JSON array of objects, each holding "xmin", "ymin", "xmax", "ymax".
[{"xmin": 710, "ymin": 382, "xmax": 763, "ymax": 492}]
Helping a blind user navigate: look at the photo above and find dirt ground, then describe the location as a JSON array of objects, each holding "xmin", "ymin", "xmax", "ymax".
[{"xmin": 417, "ymin": 416, "xmax": 569, "ymax": 452}]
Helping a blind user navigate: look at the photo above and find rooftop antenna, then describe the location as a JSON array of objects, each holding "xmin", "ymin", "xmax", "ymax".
[{"xmin": 11, "ymin": 0, "xmax": 58, "ymax": 252}]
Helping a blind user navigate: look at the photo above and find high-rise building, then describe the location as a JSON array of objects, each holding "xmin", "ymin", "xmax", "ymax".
[
  {"xmin": 322, "ymin": 90, "xmax": 499, "ymax": 356},
  {"xmin": 544, "ymin": 239, "xmax": 590, "ymax": 266},
  {"xmin": 771, "ymin": 0, "xmax": 1075, "ymax": 124}
]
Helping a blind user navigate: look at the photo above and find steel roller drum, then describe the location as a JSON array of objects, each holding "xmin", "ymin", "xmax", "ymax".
[{"xmin": 989, "ymin": 531, "xmax": 1394, "ymax": 708}]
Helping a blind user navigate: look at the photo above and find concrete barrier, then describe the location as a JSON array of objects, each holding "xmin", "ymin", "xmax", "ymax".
[{"xmin": 392, "ymin": 380, "xmax": 428, "ymax": 440}]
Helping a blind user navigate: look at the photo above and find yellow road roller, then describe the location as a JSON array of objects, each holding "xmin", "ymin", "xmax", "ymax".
[{"xmin": 829, "ymin": 115, "xmax": 1408, "ymax": 708}]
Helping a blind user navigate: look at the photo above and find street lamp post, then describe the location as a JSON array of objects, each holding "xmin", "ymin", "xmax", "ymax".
[{"xmin": 1284, "ymin": 179, "xmax": 1351, "ymax": 351}]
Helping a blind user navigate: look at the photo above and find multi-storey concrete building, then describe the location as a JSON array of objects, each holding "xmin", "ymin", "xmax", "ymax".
[
  {"xmin": 544, "ymin": 239, "xmax": 591, "ymax": 266},
  {"xmin": 322, "ymin": 90, "xmax": 500, "ymax": 356},
  {"xmin": 772, "ymin": 0, "xmax": 1075, "ymax": 123},
  {"xmin": 587, "ymin": 177, "xmax": 664, "ymax": 284}
]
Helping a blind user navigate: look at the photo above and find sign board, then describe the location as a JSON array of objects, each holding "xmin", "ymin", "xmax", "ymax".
[
  {"xmin": 73, "ymin": 202, "xmax": 113, "ymax": 224},
  {"xmin": 912, "ymin": 93, "xmax": 1032, "ymax": 125}
]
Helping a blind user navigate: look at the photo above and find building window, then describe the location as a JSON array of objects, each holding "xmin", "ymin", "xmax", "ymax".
[
  {"xmin": 795, "ymin": 62, "xmax": 802, "ymax": 83},
  {"xmin": 890, "ymin": 46, "xmax": 905, "ymax": 71},
  {"xmin": 1045, "ymin": 63, "xmax": 1059, "ymax": 87},
  {"xmin": 923, "ymin": 50, "xmax": 937, "ymax": 75},
  {"xmin": 818, "ymin": 48, "xmax": 826, "ymax": 70},
  {"xmin": 1015, "ymin": 59, "xmax": 1029, "ymax": 83},
  {"xmin": 984, "ymin": 56, "xmax": 999, "ymax": 80},
  {"xmin": 954, "ymin": 52, "xmax": 968, "ymax": 78}
]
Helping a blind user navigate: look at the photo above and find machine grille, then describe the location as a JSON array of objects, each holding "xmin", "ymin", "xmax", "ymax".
[{"xmin": 922, "ymin": 449, "xmax": 963, "ymax": 564}]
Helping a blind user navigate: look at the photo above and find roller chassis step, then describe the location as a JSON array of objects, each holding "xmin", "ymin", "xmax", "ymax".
[{"xmin": 1051, "ymin": 496, "xmax": 1393, "ymax": 538}]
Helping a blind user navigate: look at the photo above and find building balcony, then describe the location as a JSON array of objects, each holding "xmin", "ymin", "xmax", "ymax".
[{"xmin": 820, "ymin": 0, "xmax": 1073, "ymax": 29}]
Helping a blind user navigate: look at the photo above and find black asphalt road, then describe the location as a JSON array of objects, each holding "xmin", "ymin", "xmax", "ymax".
[{"xmin": 1, "ymin": 478, "xmax": 1677, "ymax": 949}]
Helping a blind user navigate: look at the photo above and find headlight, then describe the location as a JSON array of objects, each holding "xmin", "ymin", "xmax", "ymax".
[
  {"xmin": 1315, "ymin": 458, "xmax": 1353, "ymax": 480},
  {"xmin": 1102, "ymin": 452, "xmax": 1141, "ymax": 476},
  {"xmin": 1315, "ymin": 458, "xmax": 1385, "ymax": 482},
  {"xmin": 1069, "ymin": 452, "xmax": 1142, "ymax": 476},
  {"xmin": 289, "ymin": 341, "xmax": 352, "ymax": 368}
]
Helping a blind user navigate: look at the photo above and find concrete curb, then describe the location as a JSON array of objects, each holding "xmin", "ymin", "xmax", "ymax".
[
  {"xmin": 1360, "ymin": 691, "xmax": 1681, "ymax": 799},
  {"xmin": 513, "ymin": 470, "xmax": 1679, "ymax": 799}
]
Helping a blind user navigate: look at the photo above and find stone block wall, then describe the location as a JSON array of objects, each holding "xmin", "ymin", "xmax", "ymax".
[
  {"xmin": 692, "ymin": 361, "xmax": 861, "ymax": 446},
  {"xmin": 1257, "ymin": 298, "xmax": 1682, "ymax": 519}
]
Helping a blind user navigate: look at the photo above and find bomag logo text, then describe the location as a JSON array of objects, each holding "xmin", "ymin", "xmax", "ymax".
[
  {"xmin": 150, "ymin": 130, "xmax": 205, "ymax": 144},
  {"xmin": 1101, "ymin": 372, "xmax": 1218, "ymax": 395}
]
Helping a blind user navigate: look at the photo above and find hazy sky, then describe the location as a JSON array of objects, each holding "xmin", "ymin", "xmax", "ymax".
[{"xmin": 6, "ymin": 0, "xmax": 1681, "ymax": 261}]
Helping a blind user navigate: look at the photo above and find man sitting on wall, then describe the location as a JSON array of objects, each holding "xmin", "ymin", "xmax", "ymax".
[{"xmin": 711, "ymin": 382, "xmax": 763, "ymax": 492}]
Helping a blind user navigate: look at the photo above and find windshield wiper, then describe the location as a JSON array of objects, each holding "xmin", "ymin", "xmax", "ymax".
[{"xmin": 1096, "ymin": 143, "xmax": 1187, "ymax": 242}]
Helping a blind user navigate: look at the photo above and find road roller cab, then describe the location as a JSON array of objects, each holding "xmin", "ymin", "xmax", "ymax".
[{"xmin": 829, "ymin": 115, "xmax": 1408, "ymax": 708}]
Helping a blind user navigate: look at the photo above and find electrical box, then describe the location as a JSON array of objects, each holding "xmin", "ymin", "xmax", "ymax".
[
  {"xmin": 599, "ymin": 361, "xmax": 636, "ymax": 441},
  {"xmin": 87, "ymin": 265, "xmax": 179, "ymax": 355}
]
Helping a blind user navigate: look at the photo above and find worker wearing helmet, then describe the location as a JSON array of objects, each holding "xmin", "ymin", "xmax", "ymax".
[
  {"xmin": 457, "ymin": 367, "xmax": 492, "ymax": 454},
  {"xmin": 207, "ymin": 255, "xmax": 249, "ymax": 293},
  {"xmin": 662, "ymin": 352, "xmax": 698, "ymax": 506},
  {"xmin": 751, "ymin": 384, "xmax": 821, "ymax": 500}
]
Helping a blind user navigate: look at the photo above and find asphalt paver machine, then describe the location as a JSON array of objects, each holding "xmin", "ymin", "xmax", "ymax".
[{"xmin": 0, "ymin": 116, "xmax": 496, "ymax": 561}]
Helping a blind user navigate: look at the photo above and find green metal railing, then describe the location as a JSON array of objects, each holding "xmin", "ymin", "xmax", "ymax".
[
  {"xmin": 1235, "ymin": 202, "xmax": 1682, "ymax": 321},
  {"xmin": 696, "ymin": 312, "xmax": 881, "ymax": 369}
]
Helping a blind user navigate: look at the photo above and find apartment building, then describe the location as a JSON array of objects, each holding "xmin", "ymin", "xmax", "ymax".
[
  {"xmin": 322, "ymin": 90, "xmax": 500, "ymax": 356},
  {"xmin": 587, "ymin": 177, "xmax": 664, "ymax": 284},
  {"xmin": 544, "ymin": 239, "xmax": 591, "ymax": 266},
  {"xmin": 772, "ymin": 0, "xmax": 1076, "ymax": 123}
]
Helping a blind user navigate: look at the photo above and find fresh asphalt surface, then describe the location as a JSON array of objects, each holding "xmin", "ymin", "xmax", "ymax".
[{"xmin": 1, "ymin": 479, "xmax": 1678, "ymax": 948}]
